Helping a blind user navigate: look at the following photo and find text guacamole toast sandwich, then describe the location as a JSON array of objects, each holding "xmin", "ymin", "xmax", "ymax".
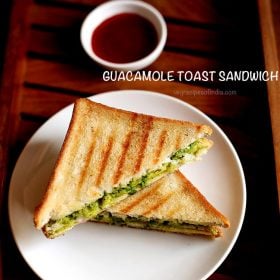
[{"xmin": 34, "ymin": 98, "xmax": 212, "ymax": 238}]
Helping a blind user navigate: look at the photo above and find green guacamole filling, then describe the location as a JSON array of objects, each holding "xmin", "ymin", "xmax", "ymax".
[
  {"xmin": 95, "ymin": 212, "xmax": 219, "ymax": 236},
  {"xmin": 45, "ymin": 139, "xmax": 209, "ymax": 238}
]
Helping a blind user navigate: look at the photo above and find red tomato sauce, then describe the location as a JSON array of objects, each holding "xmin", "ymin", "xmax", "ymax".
[{"xmin": 91, "ymin": 13, "xmax": 158, "ymax": 63}]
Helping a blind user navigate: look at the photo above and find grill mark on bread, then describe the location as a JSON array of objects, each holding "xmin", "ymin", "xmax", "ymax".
[
  {"xmin": 95, "ymin": 136, "xmax": 114, "ymax": 186},
  {"xmin": 141, "ymin": 194, "xmax": 171, "ymax": 216},
  {"xmin": 180, "ymin": 180, "xmax": 195, "ymax": 197},
  {"xmin": 134, "ymin": 116, "xmax": 154, "ymax": 173},
  {"xmin": 120, "ymin": 181, "xmax": 162, "ymax": 213},
  {"xmin": 76, "ymin": 128, "xmax": 98, "ymax": 190},
  {"xmin": 166, "ymin": 203, "xmax": 181, "ymax": 217},
  {"xmin": 65, "ymin": 122, "xmax": 84, "ymax": 171},
  {"xmin": 175, "ymin": 134, "xmax": 182, "ymax": 150},
  {"xmin": 112, "ymin": 131, "xmax": 133, "ymax": 184},
  {"xmin": 153, "ymin": 130, "xmax": 167, "ymax": 164},
  {"xmin": 113, "ymin": 113, "xmax": 138, "ymax": 184}
]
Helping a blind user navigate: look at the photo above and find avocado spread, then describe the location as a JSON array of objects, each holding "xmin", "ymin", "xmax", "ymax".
[
  {"xmin": 95, "ymin": 212, "xmax": 219, "ymax": 236},
  {"xmin": 45, "ymin": 139, "xmax": 209, "ymax": 238}
]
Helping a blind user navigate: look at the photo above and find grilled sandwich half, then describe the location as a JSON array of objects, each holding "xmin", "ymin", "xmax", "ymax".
[
  {"xmin": 94, "ymin": 171, "xmax": 230, "ymax": 237},
  {"xmin": 34, "ymin": 98, "xmax": 213, "ymax": 238}
]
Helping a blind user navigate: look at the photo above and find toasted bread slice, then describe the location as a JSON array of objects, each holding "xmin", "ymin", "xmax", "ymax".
[
  {"xmin": 95, "ymin": 171, "xmax": 230, "ymax": 238},
  {"xmin": 34, "ymin": 98, "xmax": 212, "ymax": 238}
]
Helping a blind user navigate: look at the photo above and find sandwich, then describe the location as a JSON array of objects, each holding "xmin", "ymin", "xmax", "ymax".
[
  {"xmin": 34, "ymin": 98, "xmax": 213, "ymax": 238},
  {"xmin": 94, "ymin": 171, "xmax": 230, "ymax": 237}
]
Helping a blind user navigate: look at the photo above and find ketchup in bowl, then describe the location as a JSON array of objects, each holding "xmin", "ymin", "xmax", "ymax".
[{"xmin": 91, "ymin": 13, "xmax": 158, "ymax": 64}]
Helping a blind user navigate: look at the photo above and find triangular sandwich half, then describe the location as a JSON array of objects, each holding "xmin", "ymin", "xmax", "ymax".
[
  {"xmin": 34, "ymin": 98, "xmax": 213, "ymax": 238},
  {"xmin": 94, "ymin": 171, "xmax": 230, "ymax": 237}
]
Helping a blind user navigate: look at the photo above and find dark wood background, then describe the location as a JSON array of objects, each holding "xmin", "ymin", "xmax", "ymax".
[{"xmin": 0, "ymin": 0, "xmax": 279, "ymax": 279}]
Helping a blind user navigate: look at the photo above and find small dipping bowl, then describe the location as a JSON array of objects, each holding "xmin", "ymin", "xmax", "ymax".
[{"xmin": 80, "ymin": 0, "xmax": 167, "ymax": 71}]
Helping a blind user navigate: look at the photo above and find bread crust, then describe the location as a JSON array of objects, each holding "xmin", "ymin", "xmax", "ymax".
[
  {"xmin": 34, "ymin": 98, "xmax": 213, "ymax": 230},
  {"xmin": 34, "ymin": 99, "xmax": 82, "ymax": 228}
]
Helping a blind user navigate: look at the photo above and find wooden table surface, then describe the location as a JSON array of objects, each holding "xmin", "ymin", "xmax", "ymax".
[{"xmin": 0, "ymin": 0, "xmax": 279, "ymax": 279}]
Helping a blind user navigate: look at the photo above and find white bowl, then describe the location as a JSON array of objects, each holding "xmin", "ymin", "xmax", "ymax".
[{"xmin": 80, "ymin": 0, "xmax": 167, "ymax": 71}]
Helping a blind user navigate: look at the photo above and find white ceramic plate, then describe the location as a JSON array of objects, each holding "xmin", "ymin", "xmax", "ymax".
[{"xmin": 9, "ymin": 90, "xmax": 246, "ymax": 280}]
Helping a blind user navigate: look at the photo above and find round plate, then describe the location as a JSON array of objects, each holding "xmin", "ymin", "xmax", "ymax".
[{"xmin": 9, "ymin": 90, "xmax": 246, "ymax": 280}]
